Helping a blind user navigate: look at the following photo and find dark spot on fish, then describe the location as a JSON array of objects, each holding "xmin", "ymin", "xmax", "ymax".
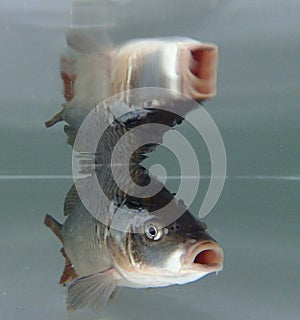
[{"xmin": 170, "ymin": 222, "xmax": 181, "ymax": 232}]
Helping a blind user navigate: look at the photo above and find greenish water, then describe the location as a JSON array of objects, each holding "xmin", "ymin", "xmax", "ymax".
[
  {"xmin": 1, "ymin": 1, "xmax": 300, "ymax": 320},
  {"xmin": 1, "ymin": 178, "xmax": 299, "ymax": 320}
]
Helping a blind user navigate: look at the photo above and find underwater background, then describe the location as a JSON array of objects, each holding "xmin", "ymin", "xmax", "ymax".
[{"xmin": 0, "ymin": 0, "xmax": 299, "ymax": 319}]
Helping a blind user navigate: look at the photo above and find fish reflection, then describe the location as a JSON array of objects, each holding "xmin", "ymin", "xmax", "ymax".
[{"xmin": 44, "ymin": 29, "xmax": 223, "ymax": 311}]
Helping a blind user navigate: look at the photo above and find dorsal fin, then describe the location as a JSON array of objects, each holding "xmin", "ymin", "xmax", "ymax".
[
  {"xmin": 64, "ymin": 184, "xmax": 79, "ymax": 216},
  {"xmin": 60, "ymin": 248, "xmax": 78, "ymax": 285}
]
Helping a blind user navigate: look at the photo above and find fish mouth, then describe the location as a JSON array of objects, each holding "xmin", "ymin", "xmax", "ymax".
[{"xmin": 185, "ymin": 240, "xmax": 224, "ymax": 273}]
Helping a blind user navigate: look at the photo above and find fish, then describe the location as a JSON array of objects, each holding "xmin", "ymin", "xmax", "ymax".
[
  {"xmin": 45, "ymin": 183, "xmax": 223, "ymax": 311},
  {"xmin": 45, "ymin": 29, "xmax": 218, "ymax": 130},
  {"xmin": 44, "ymin": 29, "xmax": 223, "ymax": 311},
  {"xmin": 45, "ymin": 95, "xmax": 224, "ymax": 311}
]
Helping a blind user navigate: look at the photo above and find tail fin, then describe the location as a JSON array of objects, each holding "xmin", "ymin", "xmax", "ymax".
[{"xmin": 44, "ymin": 214, "xmax": 63, "ymax": 243}]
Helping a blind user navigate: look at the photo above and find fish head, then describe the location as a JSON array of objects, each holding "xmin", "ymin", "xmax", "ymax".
[{"xmin": 107, "ymin": 206, "xmax": 223, "ymax": 288}]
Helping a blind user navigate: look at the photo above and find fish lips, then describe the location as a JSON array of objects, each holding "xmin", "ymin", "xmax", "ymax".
[{"xmin": 183, "ymin": 240, "xmax": 224, "ymax": 273}]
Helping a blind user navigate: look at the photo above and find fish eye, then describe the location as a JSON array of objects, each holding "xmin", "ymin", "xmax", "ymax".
[{"xmin": 144, "ymin": 223, "xmax": 163, "ymax": 241}]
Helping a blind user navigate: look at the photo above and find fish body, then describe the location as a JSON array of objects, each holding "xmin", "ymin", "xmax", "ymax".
[
  {"xmin": 46, "ymin": 131, "xmax": 223, "ymax": 309},
  {"xmin": 45, "ymin": 32, "xmax": 218, "ymax": 130},
  {"xmin": 45, "ymin": 184, "xmax": 223, "ymax": 310}
]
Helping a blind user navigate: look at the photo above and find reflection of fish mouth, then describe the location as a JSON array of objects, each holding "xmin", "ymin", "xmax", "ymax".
[{"xmin": 184, "ymin": 240, "xmax": 224, "ymax": 273}]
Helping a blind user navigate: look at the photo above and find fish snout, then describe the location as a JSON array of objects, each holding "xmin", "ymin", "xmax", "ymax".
[{"xmin": 185, "ymin": 240, "xmax": 224, "ymax": 273}]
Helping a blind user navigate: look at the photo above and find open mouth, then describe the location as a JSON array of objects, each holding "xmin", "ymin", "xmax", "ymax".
[
  {"xmin": 194, "ymin": 249, "xmax": 222, "ymax": 266},
  {"xmin": 190, "ymin": 241, "xmax": 224, "ymax": 272},
  {"xmin": 185, "ymin": 43, "xmax": 218, "ymax": 100}
]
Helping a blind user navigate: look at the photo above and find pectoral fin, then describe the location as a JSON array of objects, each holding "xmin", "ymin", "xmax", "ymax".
[
  {"xmin": 108, "ymin": 287, "xmax": 121, "ymax": 303},
  {"xmin": 44, "ymin": 214, "xmax": 63, "ymax": 243},
  {"xmin": 67, "ymin": 268, "xmax": 119, "ymax": 311},
  {"xmin": 60, "ymin": 248, "xmax": 78, "ymax": 285},
  {"xmin": 45, "ymin": 110, "xmax": 64, "ymax": 128}
]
